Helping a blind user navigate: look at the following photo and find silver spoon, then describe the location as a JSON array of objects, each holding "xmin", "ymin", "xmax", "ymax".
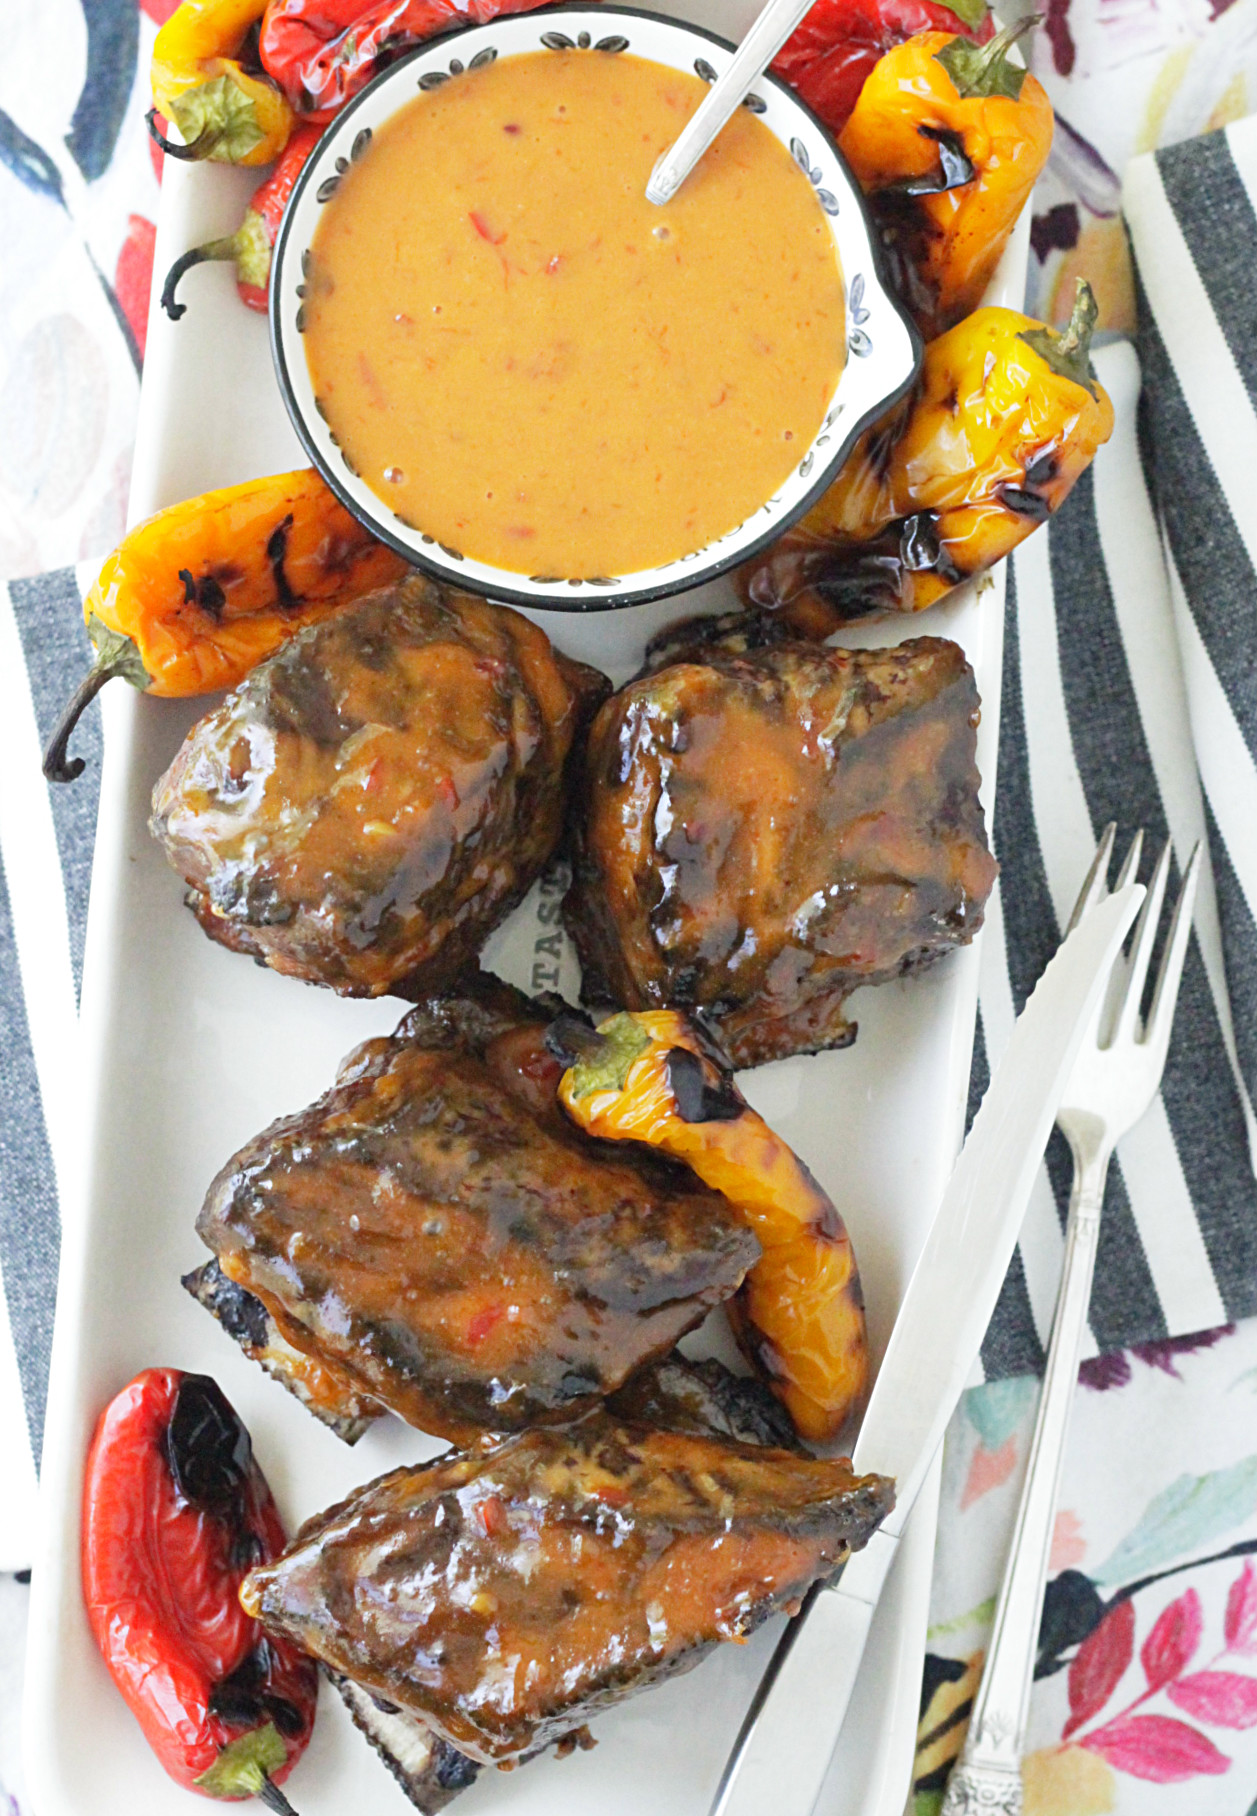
[{"xmin": 646, "ymin": 0, "xmax": 819, "ymax": 205}]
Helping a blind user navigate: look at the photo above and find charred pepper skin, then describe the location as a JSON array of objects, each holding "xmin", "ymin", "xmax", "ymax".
[
  {"xmin": 162, "ymin": 125, "xmax": 323, "ymax": 321},
  {"xmin": 771, "ymin": 0, "xmax": 994, "ymax": 139},
  {"xmin": 43, "ymin": 469, "xmax": 407, "ymax": 784},
  {"xmin": 81, "ymin": 1368, "xmax": 316, "ymax": 1805},
  {"xmin": 554, "ymin": 1010, "xmax": 869, "ymax": 1444},
  {"xmin": 739, "ymin": 281, "xmax": 1114, "ymax": 633},
  {"xmin": 151, "ymin": 0, "xmax": 295, "ymax": 165},
  {"xmin": 258, "ymin": 0, "xmax": 578, "ymax": 121},
  {"xmin": 838, "ymin": 24, "xmax": 1054, "ymax": 341}
]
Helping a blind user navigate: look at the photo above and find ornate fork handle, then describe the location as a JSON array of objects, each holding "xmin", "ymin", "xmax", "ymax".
[
  {"xmin": 939, "ymin": 1757, "xmax": 1023, "ymax": 1813},
  {"xmin": 940, "ymin": 1146, "xmax": 1112, "ymax": 1816}
]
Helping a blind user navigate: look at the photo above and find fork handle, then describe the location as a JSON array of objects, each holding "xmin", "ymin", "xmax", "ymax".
[{"xmin": 941, "ymin": 1144, "xmax": 1113, "ymax": 1815}]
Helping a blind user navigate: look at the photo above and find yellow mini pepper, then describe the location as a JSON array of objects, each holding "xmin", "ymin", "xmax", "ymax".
[
  {"xmin": 741, "ymin": 280, "xmax": 1115, "ymax": 634},
  {"xmin": 150, "ymin": 0, "xmax": 295, "ymax": 165},
  {"xmin": 555, "ymin": 1009, "xmax": 869, "ymax": 1444},
  {"xmin": 840, "ymin": 22, "xmax": 1054, "ymax": 341},
  {"xmin": 44, "ymin": 469, "xmax": 408, "ymax": 783}
]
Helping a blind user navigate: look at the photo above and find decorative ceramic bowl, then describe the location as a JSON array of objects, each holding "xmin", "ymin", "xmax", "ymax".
[{"xmin": 271, "ymin": 3, "xmax": 922, "ymax": 612}]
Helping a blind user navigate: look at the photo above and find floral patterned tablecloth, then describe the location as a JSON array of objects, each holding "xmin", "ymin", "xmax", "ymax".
[{"xmin": 1, "ymin": 5, "xmax": 1255, "ymax": 1816}]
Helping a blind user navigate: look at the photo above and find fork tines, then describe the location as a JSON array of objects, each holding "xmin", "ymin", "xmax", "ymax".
[{"xmin": 1066, "ymin": 826, "xmax": 1203, "ymax": 1049}]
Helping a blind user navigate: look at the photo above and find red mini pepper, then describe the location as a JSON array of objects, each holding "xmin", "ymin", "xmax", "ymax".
[
  {"xmin": 82, "ymin": 1369, "xmax": 317, "ymax": 1808},
  {"xmin": 771, "ymin": 0, "xmax": 994, "ymax": 137},
  {"xmin": 258, "ymin": 0, "xmax": 587, "ymax": 120},
  {"xmin": 162, "ymin": 122, "xmax": 322, "ymax": 320}
]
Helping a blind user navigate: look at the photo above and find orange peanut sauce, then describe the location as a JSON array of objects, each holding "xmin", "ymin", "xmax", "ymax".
[{"xmin": 302, "ymin": 49, "xmax": 846, "ymax": 577}]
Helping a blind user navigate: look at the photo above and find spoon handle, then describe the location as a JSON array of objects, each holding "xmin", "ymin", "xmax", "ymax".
[{"xmin": 646, "ymin": 0, "xmax": 818, "ymax": 205}]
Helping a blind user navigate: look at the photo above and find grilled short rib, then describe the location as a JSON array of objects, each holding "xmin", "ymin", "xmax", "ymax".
[
  {"xmin": 565, "ymin": 631, "xmax": 997, "ymax": 1067},
  {"xmin": 242, "ymin": 1414, "xmax": 894, "ymax": 1765},
  {"xmin": 151, "ymin": 577, "xmax": 607, "ymax": 997},
  {"xmin": 193, "ymin": 974, "xmax": 759, "ymax": 1442}
]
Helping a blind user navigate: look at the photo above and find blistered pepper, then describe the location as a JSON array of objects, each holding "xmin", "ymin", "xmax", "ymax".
[
  {"xmin": 44, "ymin": 469, "xmax": 408, "ymax": 783},
  {"xmin": 771, "ymin": 0, "xmax": 993, "ymax": 138},
  {"xmin": 150, "ymin": 0, "xmax": 296, "ymax": 165},
  {"xmin": 839, "ymin": 23, "xmax": 1054, "ymax": 340},
  {"xmin": 82, "ymin": 1369, "xmax": 317, "ymax": 1807},
  {"xmin": 258, "ymin": 0, "xmax": 582, "ymax": 120},
  {"xmin": 739, "ymin": 280, "xmax": 1114, "ymax": 634},
  {"xmin": 552, "ymin": 1011, "xmax": 868, "ymax": 1444},
  {"xmin": 162, "ymin": 125, "xmax": 322, "ymax": 320}
]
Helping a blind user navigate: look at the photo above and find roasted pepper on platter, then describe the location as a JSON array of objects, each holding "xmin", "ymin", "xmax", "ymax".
[
  {"xmin": 162, "ymin": 125, "xmax": 323, "ymax": 320},
  {"xmin": 257, "ymin": 0, "xmax": 587, "ymax": 121},
  {"xmin": 552, "ymin": 1010, "xmax": 868, "ymax": 1444},
  {"xmin": 839, "ymin": 22, "xmax": 1054, "ymax": 341},
  {"xmin": 82, "ymin": 1369, "xmax": 317, "ymax": 1808},
  {"xmin": 151, "ymin": 0, "xmax": 295, "ymax": 165},
  {"xmin": 740, "ymin": 280, "xmax": 1114, "ymax": 635},
  {"xmin": 44, "ymin": 468, "xmax": 408, "ymax": 784},
  {"xmin": 771, "ymin": 0, "xmax": 993, "ymax": 138}
]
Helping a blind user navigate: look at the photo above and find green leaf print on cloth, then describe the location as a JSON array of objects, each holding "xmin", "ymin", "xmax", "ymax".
[{"xmin": 1094, "ymin": 1459, "xmax": 1257, "ymax": 1587}]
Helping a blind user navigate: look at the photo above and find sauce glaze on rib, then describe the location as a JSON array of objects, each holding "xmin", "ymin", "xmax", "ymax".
[
  {"xmin": 195, "ymin": 976, "xmax": 759, "ymax": 1442},
  {"xmin": 565, "ymin": 631, "xmax": 997, "ymax": 1067},
  {"xmin": 151, "ymin": 578, "xmax": 607, "ymax": 997},
  {"xmin": 242, "ymin": 1414, "xmax": 895, "ymax": 1764}
]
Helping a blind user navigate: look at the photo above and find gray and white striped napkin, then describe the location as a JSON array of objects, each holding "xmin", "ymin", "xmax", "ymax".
[
  {"xmin": 979, "ymin": 342, "xmax": 1257, "ymax": 1381},
  {"xmin": 4, "ymin": 119, "xmax": 1257, "ymax": 1562}
]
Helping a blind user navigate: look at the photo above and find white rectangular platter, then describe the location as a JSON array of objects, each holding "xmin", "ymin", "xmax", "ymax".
[{"xmin": 25, "ymin": 8, "xmax": 1029, "ymax": 1810}]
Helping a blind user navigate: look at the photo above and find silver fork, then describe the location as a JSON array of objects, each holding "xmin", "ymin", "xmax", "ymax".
[{"xmin": 941, "ymin": 825, "xmax": 1203, "ymax": 1816}]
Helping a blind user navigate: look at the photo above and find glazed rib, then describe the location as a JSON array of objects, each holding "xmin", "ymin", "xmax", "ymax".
[
  {"xmin": 242, "ymin": 1414, "xmax": 894, "ymax": 1764},
  {"xmin": 565, "ymin": 630, "xmax": 997, "ymax": 1067},
  {"xmin": 151, "ymin": 577, "xmax": 607, "ymax": 997},
  {"xmin": 194, "ymin": 975, "xmax": 759, "ymax": 1442}
]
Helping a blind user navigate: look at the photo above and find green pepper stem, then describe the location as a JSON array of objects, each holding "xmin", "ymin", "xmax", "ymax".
[
  {"xmin": 565, "ymin": 1014, "xmax": 653, "ymax": 1100},
  {"xmin": 145, "ymin": 107, "xmax": 226, "ymax": 163},
  {"xmin": 161, "ymin": 235, "xmax": 245, "ymax": 321},
  {"xmin": 256, "ymin": 1777, "xmax": 300, "ymax": 1816},
  {"xmin": 1017, "ymin": 279, "xmax": 1100, "ymax": 398},
  {"xmin": 935, "ymin": 15, "xmax": 1039, "ymax": 100},
  {"xmin": 544, "ymin": 1012, "xmax": 609, "ymax": 1068},
  {"xmin": 195, "ymin": 1723, "xmax": 293, "ymax": 1801},
  {"xmin": 42, "ymin": 659, "xmax": 120, "ymax": 784},
  {"xmin": 1057, "ymin": 276, "xmax": 1099, "ymax": 362}
]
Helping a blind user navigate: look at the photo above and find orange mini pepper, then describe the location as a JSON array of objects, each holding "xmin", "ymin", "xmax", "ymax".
[
  {"xmin": 740, "ymin": 280, "xmax": 1114, "ymax": 634},
  {"xmin": 150, "ymin": 0, "xmax": 295, "ymax": 166},
  {"xmin": 839, "ymin": 22, "xmax": 1054, "ymax": 341},
  {"xmin": 555, "ymin": 1010, "xmax": 868, "ymax": 1444},
  {"xmin": 44, "ymin": 469, "xmax": 408, "ymax": 783}
]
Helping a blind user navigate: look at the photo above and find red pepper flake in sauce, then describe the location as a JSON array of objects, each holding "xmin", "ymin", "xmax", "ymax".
[
  {"xmin": 356, "ymin": 351, "xmax": 388, "ymax": 411},
  {"xmin": 466, "ymin": 1301, "xmax": 505, "ymax": 1346},
  {"xmin": 470, "ymin": 210, "xmax": 507, "ymax": 246},
  {"xmin": 476, "ymin": 1494, "xmax": 509, "ymax": 1538}
]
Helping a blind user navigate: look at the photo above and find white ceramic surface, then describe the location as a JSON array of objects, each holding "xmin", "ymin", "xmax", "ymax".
[
  {"xmin": 271, "ymin": 4, "xmax": 922, "ymax": 609},
  {"xmin": 23, "ymin": 7, "xmax": 1030, "ymax": 1810}
]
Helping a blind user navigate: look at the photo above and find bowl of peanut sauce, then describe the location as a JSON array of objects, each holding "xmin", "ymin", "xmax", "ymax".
[{"xmin": 271, "ymin": 5, "xmax": 921, "ymax": 611}]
